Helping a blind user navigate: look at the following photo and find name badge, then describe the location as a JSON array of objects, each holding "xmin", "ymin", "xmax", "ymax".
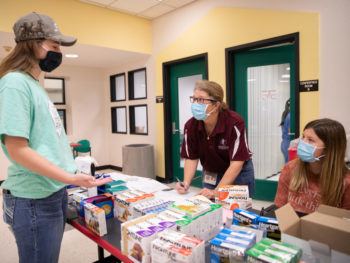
[{"xmin": 203, "ymin": 171, "xmax": 218, "ymax": 185}]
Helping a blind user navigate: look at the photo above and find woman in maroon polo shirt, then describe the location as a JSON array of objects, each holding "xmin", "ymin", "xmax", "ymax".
[{"xmin": 175, "ymin": 80, "xmax": 255, "ymax": 198}]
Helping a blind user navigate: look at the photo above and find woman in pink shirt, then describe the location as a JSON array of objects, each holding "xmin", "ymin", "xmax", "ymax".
[{"xmin": 275, "ymin": 118, "xmax": 350, "ymax": 214}]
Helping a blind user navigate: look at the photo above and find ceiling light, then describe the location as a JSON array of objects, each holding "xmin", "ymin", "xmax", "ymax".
[
  {"xmin": 280, "ymin": 80, "xmax": 289, "ymax": 83},
  {"xmin": 65, "ymin": 54, "xmax": 79, "ymax": 58},
  {"xmin": 286, "ymin": 67, "xmax": 290, "ymax": 70},
  {"xmin": 282, "ymin": 74, "xmax": 290, "ymax": 78}
]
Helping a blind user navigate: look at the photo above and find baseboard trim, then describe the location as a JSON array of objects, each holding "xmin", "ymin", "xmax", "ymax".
[
  {"xmin": 95, "ymin": 165, "xmax": 122, "ymax": 172},
  {"xmin": 95, "ymin": 165, "xmax": 111, "ymax": 171},
  {"xmin": 109, "ymin": 165, "xmax": 122, "ymax": 171},
  {"xmin": 156, "ymin": 176, "xmax": 172, "ymax": 184}
]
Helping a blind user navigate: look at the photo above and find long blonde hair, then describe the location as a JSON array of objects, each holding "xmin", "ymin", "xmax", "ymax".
[
  {"xmin": 194, "ymin": 80, "xmax": 228, "ymax": 110},
  {"xmin": 0, "ymin": 40, "xmax": 41, "ymax": 77},
  {"xmin": 290, "ymin": 118, "xmax": 348, "ymax": 207}
]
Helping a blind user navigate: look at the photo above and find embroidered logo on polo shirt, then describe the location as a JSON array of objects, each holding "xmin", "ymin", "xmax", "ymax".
[{"xmin": 218, "ymin": 138, "xmax": 229, "ymax": 150}]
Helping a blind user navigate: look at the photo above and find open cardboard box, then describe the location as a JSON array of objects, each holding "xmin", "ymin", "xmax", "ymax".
[{"xmin": 275, "ymin": 203, "xmax": 350, "ymax": 263}]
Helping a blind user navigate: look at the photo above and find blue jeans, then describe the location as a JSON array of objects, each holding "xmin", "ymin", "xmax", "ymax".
[
  {"xmin": 202, "ymin": 159, "xmax": 255, "ymax": 197},
  {"xmin": 2, "ymin": 187, "xmax": 68, "ymax": 263},
  {"xmin": 281, "ymin": 139, "xmax": 290, "ymax": 163}
]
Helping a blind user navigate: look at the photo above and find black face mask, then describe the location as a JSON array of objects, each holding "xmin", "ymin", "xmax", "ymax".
[{"xmin": 39, "ymin": 51, "xmax": 62, "ymax": 72}]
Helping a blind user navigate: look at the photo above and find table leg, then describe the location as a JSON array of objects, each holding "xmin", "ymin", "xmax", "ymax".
[{"xmin": 98, "ymin": 246, "xmax": 104, "ymax": 260}]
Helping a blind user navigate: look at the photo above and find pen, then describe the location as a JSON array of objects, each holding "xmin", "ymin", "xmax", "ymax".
[{"xmin": 176, "ymin": 177, "xmax": 185, "ymax": 188}]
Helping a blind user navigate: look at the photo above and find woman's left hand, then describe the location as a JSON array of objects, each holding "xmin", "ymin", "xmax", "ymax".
[{"xmin": 198, "ymin": 188, "xmax": 218, "ymax": 199}]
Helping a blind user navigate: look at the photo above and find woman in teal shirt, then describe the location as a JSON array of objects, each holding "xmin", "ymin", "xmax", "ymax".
[{"xmin": 0, "ymin": 13, "xmax": 111, "ymax": 263}]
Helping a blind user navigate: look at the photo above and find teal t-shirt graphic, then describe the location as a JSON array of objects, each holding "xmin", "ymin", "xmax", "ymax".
[{"xmin": 0, "ymin": 72, "xmax": 76, "ymax": 198}]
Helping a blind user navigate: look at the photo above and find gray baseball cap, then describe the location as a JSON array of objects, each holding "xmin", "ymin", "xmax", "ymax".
[{"xmin": 13, "ymin": 12, "xmax": 77, "ymax": 46}]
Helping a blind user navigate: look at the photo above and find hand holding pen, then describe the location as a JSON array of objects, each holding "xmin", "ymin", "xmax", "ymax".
[{"xmin": 175, "ymin": 177, "xmax": 189, "ymax": 194}]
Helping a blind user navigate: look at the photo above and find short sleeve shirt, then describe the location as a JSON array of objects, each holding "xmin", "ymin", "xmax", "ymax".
[
  {"xmin": 181, "ymin": 110, "xmax": 252, "ymax": 174},
  {"xmin": 274, "ymin": 159, "xmax": 350, "ymax": 214},
  {"xmin": 0, "ymin": 72, "xmax": 76, "ymax": 198}
]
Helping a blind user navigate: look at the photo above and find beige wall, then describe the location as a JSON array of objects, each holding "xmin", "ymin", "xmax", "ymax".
[
  {"xmin": 152, "ymin": 0, "xmax": 350, "ymax": 131},
  {"xmin": 1, "ymin": 0, "xmax": 152, "ymax": 54},
  {"xmin": 104, "ymin": 57, "xmax": 156, "ymax": 168}
]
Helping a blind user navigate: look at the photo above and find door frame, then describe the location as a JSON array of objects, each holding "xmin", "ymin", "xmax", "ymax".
[
  {"xmin": 225, "ymin": 32, "xmax": 300, "ymax": 137},
  {"xmin": 225, "ymin": 33, "xmax": 300, "ymax": 200},
  {"xmin": 160, "ymin": 53, "xmax": 208, "ymax": 183}
]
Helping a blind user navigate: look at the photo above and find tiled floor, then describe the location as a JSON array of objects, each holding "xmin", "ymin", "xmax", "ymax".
[{"xmin": 0, "ymin": 172, "xmax": 272, "ymax": 263}]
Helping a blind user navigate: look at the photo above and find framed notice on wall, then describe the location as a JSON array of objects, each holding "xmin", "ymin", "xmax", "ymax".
[
  {"xmin": 129, "ymin": 104, "xmax": 148, "ymax": 135},
  {"xmin": 128, "ymin": 68, "xmax": 147, "ymax": 100},
  {"xmin": 111, "ymin": 106, "xmax": 127, "ymax": 134},
  {"xmin": 110, "ymin": 73, "xmax": 126, "ymax": 101},
  {"xmin": 44, "ymin": 77, "xmax": 66, "ymax": 105}
]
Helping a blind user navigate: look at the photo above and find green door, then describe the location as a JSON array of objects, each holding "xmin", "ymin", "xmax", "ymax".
[
  {"xmin": 233, "ymin": 45, "xmax": 296, "ymax": 201},
  {"xmin": 170, "ymin": 57, "xmax": 207, "ymax": 187}
]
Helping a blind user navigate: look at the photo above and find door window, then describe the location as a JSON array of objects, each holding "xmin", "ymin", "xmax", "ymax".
[
  {"xmin": 178, "ymin": 74, "xmax": 203, "ymax": 171},
  {"xmin": 247, "ymin": 63, "xmax": 290, "ymax": 179}
]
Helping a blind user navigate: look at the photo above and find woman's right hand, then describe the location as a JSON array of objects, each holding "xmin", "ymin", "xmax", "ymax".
[
  {"xmin": 70, "ymin": 173, "xmax": 112, "ymax": 188},
  {"xmin": 175, "ymin": 181, "xmax": 189, "ymax": 194}
]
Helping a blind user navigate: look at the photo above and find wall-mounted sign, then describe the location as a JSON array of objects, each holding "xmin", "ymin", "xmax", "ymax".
[
  {"xmin": 299, "ymin": 80, "xmax": 318, "ymax": 92},
  {"xmin": 156, "ymin": 96, "xmax": 164, "ymax": 103}
]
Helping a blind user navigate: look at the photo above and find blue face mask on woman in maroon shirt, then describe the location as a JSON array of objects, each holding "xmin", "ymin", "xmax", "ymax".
[
  {"xmin": 191, "ymin": 103, "xmax": 208, "ymax": 120},
  {"xmin": 191, "ymin": 103, "xmax": 216, "ymax": 121}
]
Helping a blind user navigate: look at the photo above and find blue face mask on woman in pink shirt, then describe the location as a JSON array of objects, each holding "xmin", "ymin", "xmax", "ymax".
[{"xmin": 297, "ymin": 139, "xmax": 325, "ymax": 163}]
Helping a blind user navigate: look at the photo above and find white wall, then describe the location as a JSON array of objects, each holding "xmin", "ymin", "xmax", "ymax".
[
  {"xmin": 104, "ymin": 57, "xmax": 156, "ymax": 168},
  {"xmin": 318, "ymin": 1, "xmax": 350, "ymax": 133},
  {"xmin": 152, "ymin": 0, "xmax": 350, "ymax": 132},
  {"xmin": 0, "ymin": 152, "xmax": 10, "ymax": 181},
  {"xmin": 46, "ymin": 65, "xmax": 109, "ymax": 165}
]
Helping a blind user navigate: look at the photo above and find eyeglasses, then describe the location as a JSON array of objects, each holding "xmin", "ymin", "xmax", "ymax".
[{"xmin": 189, "ymin": 96, "xmax": 217, "ymax": 104}]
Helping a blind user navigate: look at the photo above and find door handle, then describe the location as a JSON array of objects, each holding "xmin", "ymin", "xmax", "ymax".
[
  {"xmin": 172, "ymin": 122, "xmax": 180, "ymax": 134},
  {"xmin": 288, "ymin": 132, "xmax": 295, "ymax": 135}
]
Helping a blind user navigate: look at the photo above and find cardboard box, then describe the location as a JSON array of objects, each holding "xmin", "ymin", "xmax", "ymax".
[
  {"xmin": 151, "ymin": 230, "xmax": 205, "ymax": 263},
  {"xmin": 276, "ymin": 203, "xmax": 350, "ymax": 262},
  {"xmin": 215, "ymin": 185, "xmax": 252, "ymax": 210},
  {"xmin": 257, "ymin": 216, "xmax": 281, "ymax": 240},
  {"xmin": 121, "ymin": 214, "xmax": 158, "ymax": 263},
  {"xmin": 114, "ymin": 190, "xmax": 154, "ymax": 222},
  {"xmin": 84, "ymin": 203, "xmax": 107, "ymax": 236},
  {"xmin": 84, "ymin": 193, "xmax": 115, "ymax": 219}
]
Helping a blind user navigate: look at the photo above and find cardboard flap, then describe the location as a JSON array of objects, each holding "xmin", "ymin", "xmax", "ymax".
[
  {"xmin": 317, "ymin": 204, "xmax": 350, "ymax": 219},
  {"xmin": 301, "ymin": 212, "xmax": 350, "ymax": 254},
  {"xmin": 275, "ymin": 203, "xmax": 300, "ymax": 235},
  {"xmin": 302, "ymin": 212, "xmax": 350, "ymax": 233}
]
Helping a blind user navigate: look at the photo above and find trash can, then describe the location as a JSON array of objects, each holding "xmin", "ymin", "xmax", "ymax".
[{"xmin": 122, "ymin": 144, "xmax": 155, "ymax": 179}]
